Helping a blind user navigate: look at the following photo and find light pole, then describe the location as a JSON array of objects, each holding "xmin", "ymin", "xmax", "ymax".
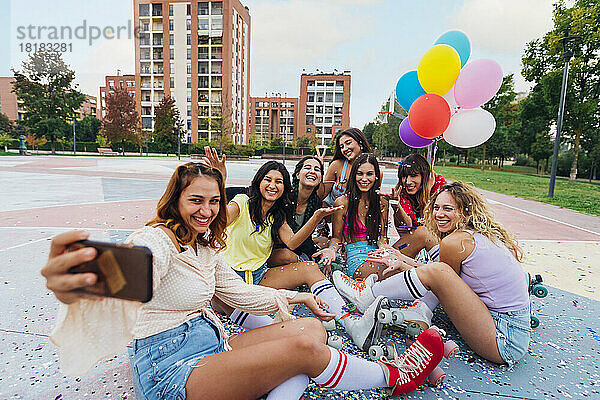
[
  {"xmin": 282, "ymin": 133, "xmax": 286, "ymax": 165},
  {"xmin": 73, "ymin": 115, "xmax": 76, "ymax": 155},
  {"xmin": 548, "ymin": 35, "xmax": 581, "ymax": 198},
  {"xmin": 176, "ymin": 118, "xmax": 183, "ymax": 161}
]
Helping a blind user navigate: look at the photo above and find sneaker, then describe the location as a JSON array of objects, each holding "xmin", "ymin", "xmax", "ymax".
[
  {"xmin": 343, "ymin": 295, "xmax": 387, "ymax": 351},
  {"xmin": 402, "ymin": 301, "xmax": 433, "ymax": 330},
  {"xmin": 377, "ymin": 328, "xmax": 443, "ymax": 395},
  {"xmin": 333, "ymin": 271, "xmax": 377, "ymax": 313}
]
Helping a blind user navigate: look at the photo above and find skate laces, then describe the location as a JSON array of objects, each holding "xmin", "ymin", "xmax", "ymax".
[
  {"xmin": 391, "ymin": 341, "xmax": 433, "ymax": 385},
  {"xmin": 341, "ymin": 274, "xmax": 366, "ymax": 293}
]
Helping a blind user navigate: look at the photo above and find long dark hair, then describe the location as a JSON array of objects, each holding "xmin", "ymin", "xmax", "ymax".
[
  {"xmin": 247, "ymin": 161, "xmax": 292, "ymax": 244},
  {"xmin": 345, "ymin": 153, "xmax": 381, "ymax": 245},
  {"xmin": 147, "ymin": 162, "xmax": 227, "ymax": 250},
  {"xmin": 332, "ymin": 128, "xmax": 373, "ymax": 161},
  {"xmin": 289, "ymin": 156, "xmax": 323, "ymax": 231},
  {"xmin": 397, "ymin": 153, "xmax": 432, "ymax": 218}
]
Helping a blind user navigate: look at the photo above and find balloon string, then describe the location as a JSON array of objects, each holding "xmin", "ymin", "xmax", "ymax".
[{"xmin": 432, "ymin": 140, "xmax": 438, "ymax": 168}]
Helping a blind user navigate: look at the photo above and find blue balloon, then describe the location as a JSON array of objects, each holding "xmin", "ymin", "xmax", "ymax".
[
  {"xmin": 435, "ymin": 30, "xmax": 471, "ymax": 68},
  {"xmin": 395, "ymin": 71, "xmax": 426, "ymax": 112}
]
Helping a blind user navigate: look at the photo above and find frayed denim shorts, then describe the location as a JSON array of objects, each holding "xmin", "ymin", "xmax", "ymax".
[
  {"xmin": 234, "ymin": 261, "xmax": 268, "ymax": 284},
  {"xmin": 489, "ymin": 305, "xmax": 531, "ymax": 365},
  {"xmin": 128, "ymin": 315, "xmax": 227, "ymax": 400},
  {"xmin": 345, "ymin": 240, "xmax": 378, "ymax": 277}
]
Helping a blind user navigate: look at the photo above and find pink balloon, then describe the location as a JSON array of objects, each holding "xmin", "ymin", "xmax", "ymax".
[{"xmin": 454, "ymin": 59, "xmax": 503, "ymax": 109}]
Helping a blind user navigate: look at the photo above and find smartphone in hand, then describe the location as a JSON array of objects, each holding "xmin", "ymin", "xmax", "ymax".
[{"xmin": 68, "ymin": 240, "xmax": 153, "ymax": 303}]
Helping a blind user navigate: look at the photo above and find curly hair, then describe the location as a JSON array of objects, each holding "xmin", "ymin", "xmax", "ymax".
[
  {"xmin": 397, "ymin": 153, "xmax": 432, "ymax": 219},
  {"xmin": 332, "ymin": 128, "xmax": 373, "ymax": 161},
  {"xmin": 247, "ymin": 161, "xmax": 292, "ymax": 245},
  {"xmin": 289, "ymin": 156, "xmax": 323, "ymax": 231},
  {"xmin": 423, "ymin": 181, "xmax": 523, "ymax": 262},
  {"xmin": 345, "ymin": 153, "xmax": 382, "ymax": 245},
  {"xmin": 147, "ymin": 162, "xmax": 227, "ymax": 251}
]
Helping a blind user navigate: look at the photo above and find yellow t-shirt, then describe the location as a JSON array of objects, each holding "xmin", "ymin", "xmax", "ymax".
[{"xmin": 221, "ymin": 194, "xmax": 273, "ymax": 274}]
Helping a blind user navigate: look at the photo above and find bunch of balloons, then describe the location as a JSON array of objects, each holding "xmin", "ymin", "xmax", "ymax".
[{"xmin": 396, "ymin": 30, "xmax": 503, "ymax": 148}]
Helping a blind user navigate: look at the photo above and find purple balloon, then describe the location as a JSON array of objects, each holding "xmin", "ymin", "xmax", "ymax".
[{"xmin": 399, "ymin": 118, "xmax": 435, "ymax": 148}]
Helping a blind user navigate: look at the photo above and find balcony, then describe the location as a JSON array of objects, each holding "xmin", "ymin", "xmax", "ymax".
[
  {"xmin": 152, "ymin": 23, "xmax": 163, "ymax": 32},
  {"xmin": 153, "ymin": 67, "xmax": 164, "ymax": 74}
]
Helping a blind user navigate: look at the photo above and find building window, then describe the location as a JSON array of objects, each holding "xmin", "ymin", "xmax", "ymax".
[
  {"xmin": 187, "ymin": 77, "xmax": 191, "ymax": 88},
  {"xmin": 307, "ymin": 80, "xmax": 315, "ymax": 87},
  {"xmin": 169, "ymin": 4, "xmax": 173, "ymax": 16},
  {"xmin": 169, "ymin": 19, "xmax": 174, "ymax": 31},
  {"xmin": 336, "ymin": 80, "xmax": 344, "ymax": 87},
  {"xmin": 187, "ymin": 34, "xmax": 191, "ymax": 45},
  {"xmin": 152, "ymin": 3, "xmax": 162, "ymax": 16},
  {"xmin": 326, "ymin": 92, "xmax": 333, "ymax": 102},
  {"xmin": 335, "ymin": 93, "xmax": 343, "ymax": 103},
  {"xmin": 170, "ymin": 77, "xmax": 174, "ymax": 87},
  {"xmin": 211, "ymin": 17, "xmax": 222, "ymax": 30},
  {"xmin": 187, "ymin": 48, "xmax": 192, "ymax": 60},
  {"xmin": 187, "ymin": 4, "xmax": 191, "ymax": 15},
  {"xmin": 170, "ymin": 34, "xmax": 174, "ymax": 45},
  {"xmin": 170, "ymin": 49, "xmax": 174, "ymax": 60},
  {"xmin": 142, "ymin": 117, "xmax": 152, "ymax": 129},
  {"xmin": 186, "ymin": 19, "xmax": 191, "ymax": 30},
  {"xmin": 307, "ymin": 93, "xmax": 314, "ymax": 102},
  {"xmin": 198, "ymin": 2, "xmax": 209, "ymax": 15},
  {"xmin": 211, "ymin": 2, "xmax": 223, "ymax": 15},
  {"xmin": 316, "ymin": 92, "xmax": 324, "ymax": 102},
  {"xmin": 139, "ymin": 4, "xmax": 149, "ymax": 16},
  {"xmin": 199, "ymin": 18, "xmax": 209, "ymax": 30},
  {"xmin": 306, "ymin": 115, "xmax": 314, "ymax": 125}
]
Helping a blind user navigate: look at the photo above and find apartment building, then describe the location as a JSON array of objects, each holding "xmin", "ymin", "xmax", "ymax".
[
  {"xmin": 249, "ymin": 95, "xmax": 297, "ymax": 144},
  {"xmin": 99, "ymin": 73, "xmax": 136, "ymax": 120},
  {"xmin": 1, "ymin": 77, "xmax": 97, "ymax": 121},
  {"xmin": 298, "ymin": 71, "xmax": 351, "ymax": 147},
  {"xmin": 134, "ymin": 0, "xmax": 250, "ymax": 144}
]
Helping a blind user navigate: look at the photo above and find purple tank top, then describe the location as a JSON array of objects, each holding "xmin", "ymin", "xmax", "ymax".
[{"xmin": 459, "ymin": 230, "xmax": 529, "ymax": 313}]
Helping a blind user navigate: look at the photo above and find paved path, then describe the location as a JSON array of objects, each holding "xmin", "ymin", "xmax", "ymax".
[{"xmin": 1, "ymin": 156, "xmax": 598, "ymax": 400}]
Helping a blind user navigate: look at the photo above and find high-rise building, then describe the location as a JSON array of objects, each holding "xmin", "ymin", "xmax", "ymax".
[
  {"xmin": 298, "ymin": 71, "xmax": 351, "ymax": 147},
  {"xmin": 134, "ymin": 0, "xmax": 250, "ymax": 144},
  {"xmin": 99, "ymin": 72, "xmax": 136, "ymax": 120},
  {"xmin": 249, "ymin": 95, "xmax": 297, "ymax": 144},
  {"xmin": 76, "ymin": 95, "xmax": 99, "ymax": 120}
]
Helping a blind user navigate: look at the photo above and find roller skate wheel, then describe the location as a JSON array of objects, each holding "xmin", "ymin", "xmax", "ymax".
[
  {"xmin": 406, "ymin": 322, "xmax": 423, "ymax": 339},
  {"xmin": 327, "ymin": 335, "xmax": 343, "ymax": 349},
  {"xmin": 322, "ymin": 319, "xmax": 336, "ymax": 331},
  {"xmin": 368, "ymin": 345, "xmax": 385, "ymax": 360},
  {"xmin": 391, "ymin": 309, "xmax": 405, "ymax": 325},
  {"xmin": 428, "ymin": 366, "xmax": 446, "ymax": 387},
  {"xmin": 378, "ymin": 309, "xmax": 392, "ymax": 324},
  {"xmin": 533, "ymin": 285, "xmax": 548, "ymax": 298},
  {"xmin": 530, "ymin": 316, "xmax": 540, "ymax": 329},
  {"xmin": 443, "ymin": 340, "xmax": 459, "ymax": 359}
]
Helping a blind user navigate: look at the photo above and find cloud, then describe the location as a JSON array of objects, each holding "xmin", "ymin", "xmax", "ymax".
[
  {"xmin": 248, "ymin": 0, "xmax": 371, "ymax": 63},
  {"xmin": 452, "ymin": 0, "xmax": 554, "ymax": 53}
]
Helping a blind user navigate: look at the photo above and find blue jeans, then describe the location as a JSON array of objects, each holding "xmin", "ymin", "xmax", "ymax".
[
  {"xmin": 128, "ymin": 315, "xmax": 227, "ymax": 400},
  {"xmin": 490, "ymin": 305, "xmax": 532, "ymax": 365},
  {"xmin": 234, "ymin": 262, "xmax": 268, "ymax": 284},
  {"xmin": 345, "ymin": 241, "xmax": 378, "ymax": 277}
]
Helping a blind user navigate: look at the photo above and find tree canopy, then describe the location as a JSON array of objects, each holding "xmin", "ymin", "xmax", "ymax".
[{"xmin": 102, "ymin": 87, "xmax": 139, "ymax": 153}]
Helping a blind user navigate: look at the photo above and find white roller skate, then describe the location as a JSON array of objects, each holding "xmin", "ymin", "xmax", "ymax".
[{"xmin": 332, "ymin": 271, "xmax": 377, "ymax": 313}]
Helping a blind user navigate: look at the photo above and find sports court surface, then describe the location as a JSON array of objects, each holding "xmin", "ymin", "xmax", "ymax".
[{"xmin": 1, "ymin": 156, "xmax": 599, "ymax": 399}]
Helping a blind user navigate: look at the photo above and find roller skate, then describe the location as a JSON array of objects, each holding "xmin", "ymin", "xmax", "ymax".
[
  {"xmin": 376, "ymin": 327, "xmax": 444, "ymax": 394},
  {"xmin": 370, "ymin": 325, "xmax": 458, "ymax": 387},
  {"xmin": 342, "ymin": 295, "xmax": 387, "ymax": 351},
  {"xmin": 332, "ymin": 271, "xmax": 377, "ymax": 313},
  {"xmin": 321, "ymin": 319, "xmax": 342, "ymax": 350},
  {"xmin": 528, "ymin": 273, "xmax": 547, "ymax": 328}
]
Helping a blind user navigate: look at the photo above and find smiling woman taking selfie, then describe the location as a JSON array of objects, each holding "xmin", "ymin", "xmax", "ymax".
[{"xmin": 41, "ymin": 160, "xmax": 445, "ymax": 399}]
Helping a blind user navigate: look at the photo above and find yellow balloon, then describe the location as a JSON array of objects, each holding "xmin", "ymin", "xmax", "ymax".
[{"xmin": 417, "ymin": 44, "xmax": 461, "ymax": 95}]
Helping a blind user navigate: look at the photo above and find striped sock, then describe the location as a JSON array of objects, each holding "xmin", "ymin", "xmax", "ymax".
[
  {"xmin": 312, "ymin": 347, "xmax": 387, "ymax": 390},
  {"xmin": 266, "ymin": 374, "xmax": 309, "ymax": 400},
  {"xmin": 372, "ymin": 268, "xmax": 427, "ymax": 301},
  {"xmin": 230, "ymin": 309, "xmax": 273, "ymax": 330},
  {"xmin": 310, "ymin": 279, "xmax": 348, "ymax": 321}
]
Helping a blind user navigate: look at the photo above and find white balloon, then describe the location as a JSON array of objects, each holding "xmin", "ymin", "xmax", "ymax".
[
  {"xmin": 442, "ymin": 86, "xmax": 459, "ymax": 116},
  {"xmin": 443, "ymin": 108, "xmax": 496, "ymax": 148}
]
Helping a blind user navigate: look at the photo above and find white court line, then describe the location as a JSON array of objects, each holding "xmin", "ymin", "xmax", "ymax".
[
  {"xmin": 520, "ymin": 239, "xmax": 600, "ymax": 243},
  {"xmin": 1, "ymin": 197, "xmax": 159, "ymax": 212},
  {"xmin": 0, "ymin": 235, "xmax": 55, "ymax": 252},
  {"xmin": 487, "ymin": 198, "xmax": 600, "ymax": 237},
  {"xmin": 0, "ymin": 226, "xmax": 136, "ymax": 232}
]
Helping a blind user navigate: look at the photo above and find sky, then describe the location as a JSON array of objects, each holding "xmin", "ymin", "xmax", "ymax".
[{"xmin": 0, "ymin": 0, "xmax": 556, "ymax": 128}]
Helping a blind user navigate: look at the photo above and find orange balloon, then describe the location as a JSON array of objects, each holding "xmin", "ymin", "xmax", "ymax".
[{"xmin": 408, "ymin": 94, "xmax": 451, "ymax": 139}]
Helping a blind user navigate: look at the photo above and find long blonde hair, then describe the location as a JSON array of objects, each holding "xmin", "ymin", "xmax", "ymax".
[{"xmin": 423, "ymin": 181, "xmax": 523, "ymax": 262}]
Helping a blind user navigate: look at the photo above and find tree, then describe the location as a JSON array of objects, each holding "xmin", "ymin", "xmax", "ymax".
[
  {"xmin": 0, "ymin": 112, "xmax": 14, "ymax": 137},
  {"xmin": 530, "ymin": 131, "xmax": 554, "ymax": 174},
  {"xmin": 522, "ymin": 0, "xmax": 600, "ymax": 181},
  {"xmin": 102, "ymin": 87, "xmax": 139, "ymax": 154},
  {"xmin": 25, "ymin": 132, "xmax": 46, "ymax": 154},
  {"xmin": 153, "ymin": 96, "xmax": 180, "ymax": 155},
  {"xmin": 12, "ymin": 51, "xmax": 85, "ymax": 153},
  {"xmin": 518, "ymin": 84, "xmax": 552, "ymax": 155},
  {"xmin": 75, "ymin": 114, "xmax": 101, "ymax": 142},
  {"xmin": 0, "ymin": 132, "xmax": 14, "ymax": 152}
]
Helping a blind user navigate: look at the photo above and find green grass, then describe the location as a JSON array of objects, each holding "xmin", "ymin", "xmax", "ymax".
[{"xmin": 435, "ymin": 165, "xmax": 600, "ymax": 216}]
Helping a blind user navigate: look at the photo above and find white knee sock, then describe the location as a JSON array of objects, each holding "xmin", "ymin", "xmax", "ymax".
[
  {"xmin": 230, "ymin": 309, "xmax": 273, "ymax": 330},
  {"xmin": 266, "ymin": 374, "xmax": 309, "ymax": 400},
  {"xmin": 311, "ymin": 280, "xmax": 353, "ymax": 329},
  {"xmin": 372, "ymin": 268, "xmax": 427, "ymax": 301},
  {"xmin": 420, "ymin": 291, "xmax": 440, "ymax": 311},
  {"xmin": 312, "ymin": 347, "xmax": 387, "ymax": 390}
]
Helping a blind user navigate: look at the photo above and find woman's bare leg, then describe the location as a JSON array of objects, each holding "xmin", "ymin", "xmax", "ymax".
[
  {"xmin": 268, "ymin": 248, "xmax": 300, "ymax": 267},
  {"xmin": 353, "ymin": 260, "xmax": 386, "ymax": 280},
  {"xmin": 260, "ymin": 261, "xmax": 325, "ymax": 289},
  {"xmin": 393, "ymin": 226, "xmax": 439, "ymax": 258},
  {"xmin": 416, "ymin": 262, "xmax": 503, "ymax": 363}
]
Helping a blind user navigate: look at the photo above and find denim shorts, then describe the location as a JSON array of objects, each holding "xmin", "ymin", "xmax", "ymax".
[
  {"xmin": 234, "ymin": 262, "xmax": 268, "ymax": 284},
  {"xmin": 489, "ymin": 305, "xmax": 531, "ymax": 365},
  {"xmin": 345, "ymin": 241, "xmax": 378, "ymax": 277},
  {"xmin": 128, "ymin": 315, "xmax": 227, "ymax": 400}
]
